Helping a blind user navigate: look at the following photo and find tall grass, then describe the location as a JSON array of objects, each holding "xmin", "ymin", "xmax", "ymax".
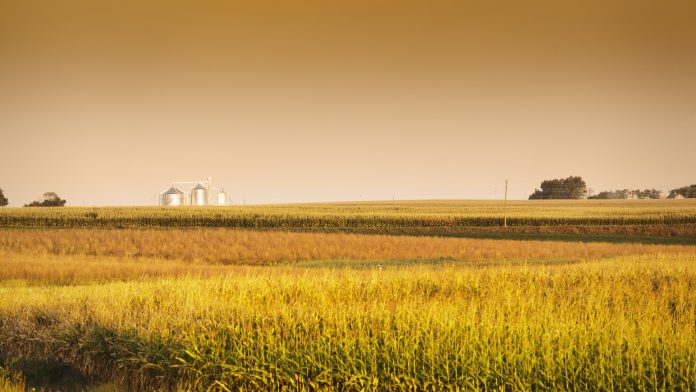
[
  {"xmin": 0, "ymin": 253, "xmax": 241, "ymax": 285},
  {"xmin": 1, "ymin": 255, "xmax": 696, "ymax": 390},
  {"xmin": 0, "ymin": 365, "xmax": 24, "ymax": 392}
]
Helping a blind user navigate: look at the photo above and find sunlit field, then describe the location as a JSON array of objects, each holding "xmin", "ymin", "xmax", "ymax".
[
  {"xmin": 1, "ymin": 199, "xmax": 696, "ymax": 229},
  {"xmin": 1, "ymin": 200, "xmax": 696, "ymax": 390},
  {"xmin": 2, "ymin": 228, "xmax": 696, "ymax": 285}
]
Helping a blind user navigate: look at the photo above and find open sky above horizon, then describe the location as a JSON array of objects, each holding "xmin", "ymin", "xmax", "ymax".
[{"xmin": 1, "ymin": 0, "xmax": 695, "ymax": 206}]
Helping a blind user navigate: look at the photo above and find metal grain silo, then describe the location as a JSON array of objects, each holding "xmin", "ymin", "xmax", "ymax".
[
  {"xmin": 217, "ymin": 189, "xmax": 227, "ymax": 206},
  {"xmin": 190, "ymin": 183, "xmax": 208, "ymax": 206},
  {"xmin": 159, "ymin": 187, "xmax": 185, "ymax": 206}
]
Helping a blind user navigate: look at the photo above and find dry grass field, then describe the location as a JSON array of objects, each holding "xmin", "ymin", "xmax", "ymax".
[
  {"xmin": 1, "ymin": 228, "xmax": 696, "ymax": 285},
  {"xmin": 1, "ymin": 200, "xmax": 696, "ymax": 390}
]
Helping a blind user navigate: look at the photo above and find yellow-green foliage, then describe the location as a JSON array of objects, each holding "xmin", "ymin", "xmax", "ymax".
[
  {"xmin": 1, "ymin": 199, "xmax": 695, "ymax": 228},
  {"xmin": 2, "ymin": 255, "xmax": 696, "ymax": 390},
  {"xmin": 0, "ymin": 376, "xmax": 24, "ymax": 392},
  {"xmin": 0, "ymin": 360, "xmax": 24, "ymax": 392}
]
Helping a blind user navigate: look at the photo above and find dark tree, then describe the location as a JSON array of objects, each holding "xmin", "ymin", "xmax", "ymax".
[
  {"xmin": 529, "ymin": 176, "xmax": 587, "ymax": 200},
  {"xmin": 564, "ymin": 176, "xmax": 588, "ymax": 199},
  {"xmin": 669, "ymin": 184, "xmax": 696, "ymax": 198},
  {"xmin": 636, "ymin": 189, "xmax": 663, "ymax": 199},
  {"xmin": 0, "ymin": 188, "xmax": 8, "ymax": 207},
  {"xmin": 24, "ymin": 192, "xmax": 67, "ymax": 207},
  {"xmin": 615, "ymin": 189, "xmax": 631, "ymax": 199},
  {"xmin": 588, "ymin": 191, "xmax": 620, "ymax": 200}
]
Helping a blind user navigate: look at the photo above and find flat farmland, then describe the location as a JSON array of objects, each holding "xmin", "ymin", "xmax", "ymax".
[
  {"xmin": 1, "ymin": 200, "xmax": 695, "ymax": 391},
  {"xmin": 2, "ymin": 199, "xmax": 696, "ymax": 229}
]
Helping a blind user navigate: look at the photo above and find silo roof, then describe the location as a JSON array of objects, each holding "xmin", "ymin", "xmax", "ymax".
[
  {"xmin": 192, "ymin": 183, "xmax": 207, "ymax": 190},
  {"xmin": 161, "ymin": 186, "xmax": 184, "ymax": 195}
]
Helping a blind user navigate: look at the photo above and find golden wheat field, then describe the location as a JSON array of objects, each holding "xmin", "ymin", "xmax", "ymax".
[{"xmin": 1, "ymin": 201, "xmax": 696, "ymax": 391}]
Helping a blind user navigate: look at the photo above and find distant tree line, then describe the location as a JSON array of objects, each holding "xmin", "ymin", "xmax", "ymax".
[
  {"xmin": 0, "ymin": 188, "xmax": 69, "ymax": 207},
  {"xmin": 529, "ymin": 176, "xmax": 587, "ymax": 200},
  {"xmin": 589, "ymin": 185, "xmax": 696, "ymax": 199},
  {"xmin": 24, "ymin": 192, "xmax": 67, "ymax": 207},
  {"xmin": 668, "ymin": 184, "xmax": 696, "ymax": 198},
  {"xmin": 588, "ymin": 189, "xmax": 662, "ymax": 200},
  {"xmin": 529, "ymin": 178, "xmax": 696, "ymax": 200}
]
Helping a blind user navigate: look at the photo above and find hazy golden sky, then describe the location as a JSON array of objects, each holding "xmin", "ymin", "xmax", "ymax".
[{"xmin": 1, "ymin": 0, "xmax": 695, "ymax": 205}]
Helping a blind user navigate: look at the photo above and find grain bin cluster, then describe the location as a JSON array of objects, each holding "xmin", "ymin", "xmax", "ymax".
[{"xmin": 159, "ymin": 177, "xmax": 228, "ymax": 206}]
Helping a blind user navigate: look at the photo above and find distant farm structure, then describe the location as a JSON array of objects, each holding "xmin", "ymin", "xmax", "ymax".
[{"xmin": 159, "ymin": 177, "xmax": 227, "ymax": 206}]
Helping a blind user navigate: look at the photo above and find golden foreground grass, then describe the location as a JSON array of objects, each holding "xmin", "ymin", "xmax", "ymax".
[{"xmin": 1, "ymin": 254, "xmax": 696, "ymax": 390}]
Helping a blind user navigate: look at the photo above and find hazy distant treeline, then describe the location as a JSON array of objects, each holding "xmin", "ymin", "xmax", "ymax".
[
  {"xmin": 668, "ymin": 184, "xmax": 696, "ymax": 198},
  {"xmin": 589, "ymin": 189, "xmax": 662, "ymax": 200},
  {"xmin": 528, "ymin": 176, "xmax": 587, "ymax": 200},
  {"xmin": 529, "ymin": 176, "xmax": 695, "ymax": 200},
  {"xmin": 589, "ymin": 185, "xmax": 696, "ymax": 199}
]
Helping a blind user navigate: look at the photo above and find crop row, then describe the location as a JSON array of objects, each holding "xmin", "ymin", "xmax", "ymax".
[{"xmin": 1, "ymin": 207, "xmax": 696, "ymax": 228}]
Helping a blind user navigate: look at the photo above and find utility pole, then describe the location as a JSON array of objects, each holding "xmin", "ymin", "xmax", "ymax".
[
  {"xmin": 503, "ymin": 179, "xmax": 508, "ymax": 228},
  {"xmin": 207, "ymin": 176, "xmax": 213, "ymax": 205}
]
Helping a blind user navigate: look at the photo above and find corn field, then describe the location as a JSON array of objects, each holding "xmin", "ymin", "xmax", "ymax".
[
  {"xmin": 1, "ymin": 200, "xmax": 696, "ymax": 390},
  {"xmin": 1, "ymin": 255, "xmax": 696, "ymax": 390},
  {"xmin": 1, "ymin": 200, "xmax": 695, "ymax": 229}
]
